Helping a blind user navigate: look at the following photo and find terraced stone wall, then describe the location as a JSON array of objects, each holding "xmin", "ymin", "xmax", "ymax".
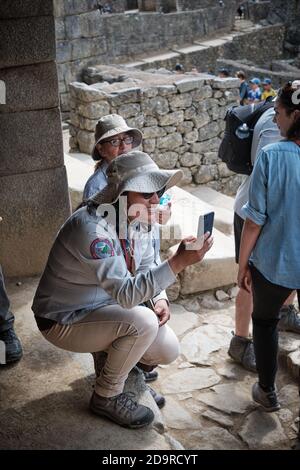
[{"xmin": 69, "ymin": 74, "xmax": 244, "ymax": 195}]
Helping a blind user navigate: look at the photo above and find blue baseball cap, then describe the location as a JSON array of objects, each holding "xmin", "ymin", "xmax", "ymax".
[
  {"xmin": 250, "ymin": 78, "xmax": 261, "ymax": 85},
  {"xmin": 262, "ymin": 78, "xmax": 272, "ymax": 85}
]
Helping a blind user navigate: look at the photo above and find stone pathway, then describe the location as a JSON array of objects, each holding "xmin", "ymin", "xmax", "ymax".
[{"xmin": 0, "ymin": 277, "xmax": 299, "ymax": 450}]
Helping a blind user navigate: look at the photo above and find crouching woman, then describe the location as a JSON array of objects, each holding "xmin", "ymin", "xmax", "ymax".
[{"xmin": 32, "ymin": 151, "xmax": 213, "ymax": 429}]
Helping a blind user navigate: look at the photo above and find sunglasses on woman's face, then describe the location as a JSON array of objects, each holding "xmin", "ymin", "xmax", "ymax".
[{"xmin": 142, "ymin": 187, "xmax": 165, "ymax": 200}]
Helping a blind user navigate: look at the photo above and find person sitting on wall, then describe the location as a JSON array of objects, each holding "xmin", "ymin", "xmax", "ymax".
[
  {"xmin": 218, "ymin": 68, "xmax": 230, "ymax": 78},
  {"xmin": 32, "ymin": 151, "xmax": 214, "ymax": 429}
]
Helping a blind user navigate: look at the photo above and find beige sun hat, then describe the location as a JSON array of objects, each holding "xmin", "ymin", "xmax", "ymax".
[
  {"xmin": 92, "ymin": 114, "xmax": 143, "ymax": 161},
  {"xmin": 89, "ymin": 150, "xmax": 183, "ymax": 205}
]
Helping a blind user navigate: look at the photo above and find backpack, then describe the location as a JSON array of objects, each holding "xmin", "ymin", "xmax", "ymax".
[{"xmin": 218, "ymin": 100, "xmax": 274, "ymax": 175}]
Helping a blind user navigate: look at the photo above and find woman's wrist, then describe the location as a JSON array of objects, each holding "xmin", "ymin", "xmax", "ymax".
[{"xmin": 169, "ymin": 254, "xmax": 185, "ymax": 274}]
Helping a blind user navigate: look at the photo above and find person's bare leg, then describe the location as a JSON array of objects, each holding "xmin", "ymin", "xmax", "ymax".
[
  {"xmin": 235, "ymin": 286, "xmax": 253, "ymax": 337},
  {"xmin": 228, "ymin": 286, "xmax": 256, "ymax": 372}
]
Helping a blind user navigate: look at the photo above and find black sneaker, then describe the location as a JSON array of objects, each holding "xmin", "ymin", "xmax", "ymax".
[
  {"xmin": 278, "ymin": 305, "xmax": 300, "ymax": 334},
  {"xmin": 228, "ymin": 332, "xmax": 256, "ymax": 372},
  {"xmin": 89, "ymin": 391, "xmax": 154, "ymax": 428},
  {"xmin": 148, "ymin": 386, "xmax": 166, "ymax": 408},
  {"xmin": 252, "ymin": 382, "xmax": 280, "ymax": 412},
  {"xmin": 0, "ymin": 327, "xmax": 23, "ymax": 364}
]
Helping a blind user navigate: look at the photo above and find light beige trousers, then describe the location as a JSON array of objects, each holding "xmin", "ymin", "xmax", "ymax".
[{"xmin": 42, "ymin": 304, "xmax": 180, "ymax": 397}]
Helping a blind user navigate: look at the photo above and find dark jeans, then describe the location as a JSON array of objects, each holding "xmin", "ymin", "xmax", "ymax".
[
  {"xmin": 0, "ymin": 265, "xmax": 14, "ymax": 332},
  {"xmin": 250, "ymin": 264, "xmax": 300, "ymax": 389}
]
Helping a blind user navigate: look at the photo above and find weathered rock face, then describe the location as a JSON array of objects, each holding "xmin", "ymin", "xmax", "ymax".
[
  {"xmin": 0, "ymin": 0, "xmax": 71, "ymax": 276},
  {"xmin": 69, "ymin": 69, "xmax": 240, "ymax": 195}
]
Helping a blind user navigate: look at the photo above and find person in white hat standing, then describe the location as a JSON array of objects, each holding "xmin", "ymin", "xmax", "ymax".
[{"xmin": 32, "ymin": 151, "xmax": 213, "ymax": 429}]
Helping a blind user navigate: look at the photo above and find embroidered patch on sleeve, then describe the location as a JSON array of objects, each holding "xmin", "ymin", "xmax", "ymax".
[{"xmin": 90, "ymin": 238, "xmax": 115, "ymax": 259}]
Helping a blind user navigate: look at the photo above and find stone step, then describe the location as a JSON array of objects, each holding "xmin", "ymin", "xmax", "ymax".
[{"xmin": 183, "ymin": 185, "xmax": 234, "ymax": 235}]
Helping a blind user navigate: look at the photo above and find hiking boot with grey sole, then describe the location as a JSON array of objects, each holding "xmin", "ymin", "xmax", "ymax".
[
  {"xmin": 89, "ymin": 391, "xmax": 154, "ymax": 428},
  {"xmin": 228, "ymin": 332, "xmax": 256, "ymax": 372},
  {"xmin": 148, "ymin": 386, "xmax": 165, "ymax": 409},
  {"xmin": 252, "ymin": 382, "xmax": 280, "ymax": 412},
  {"xmin": 278, "ymin": 305, "xmax": 300, "ymax": 334}
]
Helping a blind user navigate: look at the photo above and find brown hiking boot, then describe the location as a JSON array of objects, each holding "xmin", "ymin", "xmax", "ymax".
[{"xmin": 89, "ymin": 391, "xmax": 154, "ymax": 428}]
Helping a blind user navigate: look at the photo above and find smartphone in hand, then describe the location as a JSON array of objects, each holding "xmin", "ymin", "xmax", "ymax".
[{"xmin": 194, "ymin": 211, "xmax": 214, "ymax": 249}]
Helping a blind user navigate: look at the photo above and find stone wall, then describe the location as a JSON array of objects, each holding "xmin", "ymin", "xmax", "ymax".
[
  {"xmin": 69, "ymin": 69, "xmax": 243, "ymax": 195},
  {"xmin": 248, "ymin": 1, "xmax": 270, "ymax": 23},
  {"xmin": 0, "ymin": 0, "xmax": 71, "ymax": 277},
  {"xmin": 54, "ymin": 1, "xmax": 236, "ymax": 117},
  {"xmin": 177, "ymin": 0, "xmax": 218, "ymax": 10},
  {"xmin": 216, "ymin": 58, "xmax": 298, "ymax": 88}
]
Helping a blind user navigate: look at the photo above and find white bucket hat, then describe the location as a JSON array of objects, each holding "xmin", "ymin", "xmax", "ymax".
[
  {"xmin": 92, "ymin": 114, "xmax": 143, "ymax": 161},
  {"xmin": 89, "ymin": 151, "xmax": 183, "ymax": 205}
]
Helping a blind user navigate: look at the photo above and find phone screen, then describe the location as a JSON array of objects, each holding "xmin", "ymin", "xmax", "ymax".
[{"xmin": 196, "ymin": 212, "xmax": 215, "ymax": 246}]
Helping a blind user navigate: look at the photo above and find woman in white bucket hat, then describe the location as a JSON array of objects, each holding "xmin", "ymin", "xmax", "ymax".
[
  {"xmin": 83, "ymin": 114, "xmax": 143, "ymax": 201},
  {"xmin": 32, "ymin": 151, "xmax": 213, "ymax": 429}
]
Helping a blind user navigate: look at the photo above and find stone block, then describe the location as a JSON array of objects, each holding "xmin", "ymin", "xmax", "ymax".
[
  {"xmin": 152, "ymin": 151, "xmax": 179, "ymax": 169},
  {"xmin": 55, "ymin": 18, "xmax": 65, "ymax": 40},
  {"xmin": 77, "ymin": 130, "xmax": 95, "ymax": 154},
  {"xmin": 194, "ymin": 165, "xmax": 218, "ymax": 184},
  {"xmin": 118, "ymin": 103, "xmax": 141, "ymax": 119},
  {"xmin": 176, "ymin": 121, "xmax": 194, "ymax": 134},
  {"xmin": 142, "ymin": 126, "xmax": 167, "ymax": 139},
  {"xmin": 109, "ymin": 88, "xmax": 141, "ymax": 106},
  {"xmin": 142, "ymin": 96, "xmax": 169, "ymax": 116},
  {"xmin": 157, "ymin": 85, "xmax": 177, "ymax": 96},
  {"xmin": 158, "ymin": 111, "xmax": 184, "ymax": 126},
  {"xmin": 169, "ymin": 94, "xmax": 192, "ymax": 110},
  {"xmin": 179, "ymin": 152, "xmax": 201, "ymax": 167},
  {"xmin": 190, "ymin": 86, "xmax": 213, "ymax": 101},
  {"xmin": 126, "ymin": 114, "xmax": 145, "ymax": 129},
  {"xmin": 64, "ymin": 10, "xmax": 101, "ymax": 40},
  {"xmin": 0, "ymin": 17, "xmax": 56, "ymax": 68},
  {"xmin": 191, "ymin": 137, "xmax": 221, "ymax": 153},
  {"xmin": 183, "ymin": 129, "xmax": 198, "ymax": 144},
  {"xmin": 198, "ymin": 121, "xmax": 221, "ymax": 141},
  {"xmin": 0, "ymin": 0, "xmax": 53, "ymax": 18},
  {"xmin": 157, "ymin": 133, "xmax": 182, "ymax": 150},
  {"xmin": 0, "ymin": 109, "xmax": 64, "ymax": 176},
  {"xmin": 0, "ymin": 167, "xmax": 71, "ymax": 277},
  {"xmin": 69, "ymin": 82, "xmax": 108, "ymax": 103},
  {"xmin": 56, "ymin": 40, "xmax": 72, "ymax": 62},
  {"xmin": 77, "ymin": 101, "xmax": 110, "ymax": 119},
  {"xmin": 192, "ymin": 112, "xmax": 210, "ymax": 129},
  {"xmin": 174, "ymin": 78, "xmax": 205, "ymax": 93},
  {"xmin": 54, "ymin": 0, "xmax": 99, "ymax": 17},
  {"xmin": 143, "ymin": 139, "xmax": 156, "ymax": 153},
  {"xmin": 211, "ymin": 78, "xmax": 240, "ymax": 89},
  {"xmin": 0, "ymin": 62, "xmax": 59, "ymax": 113},
  {"xmin": 71, "ymin": 37, "xmax": 106, "ymax": 61}
]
